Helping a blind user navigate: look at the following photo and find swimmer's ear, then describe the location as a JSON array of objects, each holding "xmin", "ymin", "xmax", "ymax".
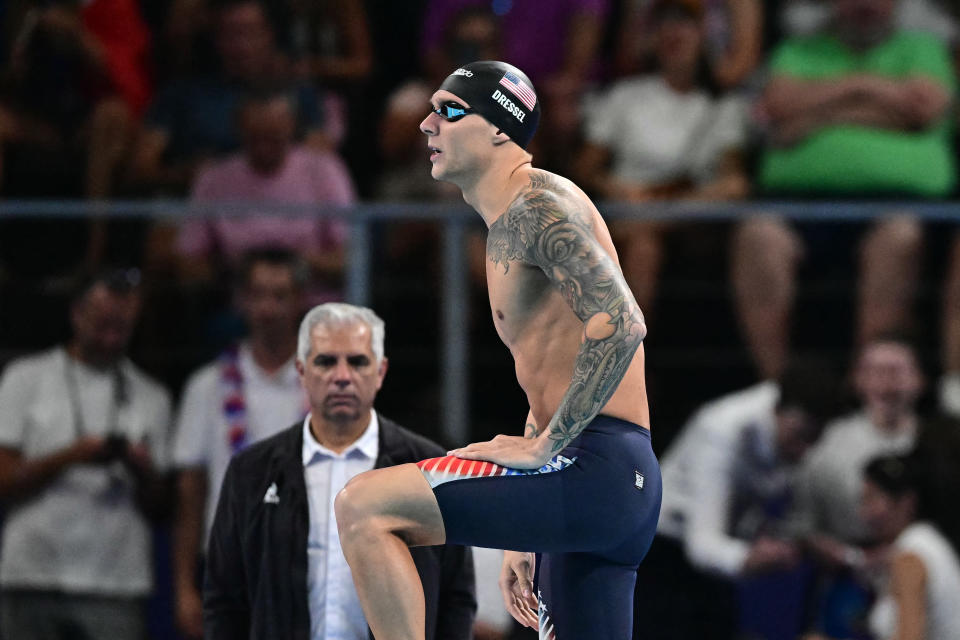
[{"xmin": 492, "ymin": 129, "xmax": 511, "ymax": 146}]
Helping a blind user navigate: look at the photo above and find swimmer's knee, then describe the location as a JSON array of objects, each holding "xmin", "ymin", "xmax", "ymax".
[{"xmin": 334, "ymin": 475, "xmax": 371, "ymax": 534}]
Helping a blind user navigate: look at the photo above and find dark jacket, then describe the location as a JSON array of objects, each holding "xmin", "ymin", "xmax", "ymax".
[{"xmin": 203, "ymin": 414, "xmax": 476, "ymax": 640}]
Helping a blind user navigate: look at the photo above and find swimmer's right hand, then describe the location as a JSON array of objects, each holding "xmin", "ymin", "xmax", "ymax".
[{"xmin": 500, "ymin": 550, "xmax": 539, "ymax": 630}]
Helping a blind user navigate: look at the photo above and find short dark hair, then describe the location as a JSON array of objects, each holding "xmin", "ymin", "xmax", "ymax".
[
  {"xmin": 855, "ymin": 330, "xmax": 926, "ymax": 381},
  {"xmin": 859, "ymin": 330, "xmax": 921, "ymax": 361},
  {"xmin": 210, "ymin": 0, "xmax": 267, "ymax": 15},
  {"xmin": 211, "ymin": 0, "xmax": 278, "ymax": 35},
  {"xmin": 236, "ymin": 87, "xmax": 299, "ymax": 123},
  {"xmin": 70, "ymin": 267, "xmax": 142, "ymax": 306},
  {"xmin": 776, "ymin": 357, "xmax": 840, "ymax": 428},
  {"xmin": 237, "ymin": 248, "xmax": 309, "ymax": 290},
  {"xmin": 651, "ymin": 0, "xmax": 704, "ymax": 22}
]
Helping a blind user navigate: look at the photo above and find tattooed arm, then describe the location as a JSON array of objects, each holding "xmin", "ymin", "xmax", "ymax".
[
  {"xmin": 491, "ymin": 174, "xmax": 647, "ymax": 454},
  {"xmin": 524, "ymin": 410, "xmax": 541, "ymax": 439}
]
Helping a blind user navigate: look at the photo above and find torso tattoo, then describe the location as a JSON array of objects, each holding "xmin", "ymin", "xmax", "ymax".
[{"xmin": 486, "ymin": 170, "xmax": 646, "ymax": 453}]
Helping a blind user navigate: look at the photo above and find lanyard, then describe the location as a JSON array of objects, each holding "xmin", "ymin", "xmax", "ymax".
[
  {"xmin": 220, "ymin": 344, "xmax": 310, "ymax": 455},
  {"xmin": 64, "ymin": 356, "xmax": 129, "ymax": 438},
  {"xmin": 221, "ymin": 346, "xmax": 248, "ymax": 454}
]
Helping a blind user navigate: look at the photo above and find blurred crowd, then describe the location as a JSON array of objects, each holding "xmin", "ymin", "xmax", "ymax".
[{"xmin": 1, "ymin": 0, "xmax": 960, "ymax": 638}]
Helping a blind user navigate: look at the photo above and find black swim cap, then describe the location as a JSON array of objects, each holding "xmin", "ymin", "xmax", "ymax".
[{"xmin": 438, "ymin": 60, "xmax": 540, "ymax": 149}]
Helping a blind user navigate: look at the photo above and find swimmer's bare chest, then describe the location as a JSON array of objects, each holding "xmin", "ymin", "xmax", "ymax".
[{"xmin": 484, "ymin": 216, "xmax": 586, "ymax": 417}]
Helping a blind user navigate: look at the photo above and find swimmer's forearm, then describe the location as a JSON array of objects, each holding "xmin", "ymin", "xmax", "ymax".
[{"xmin": 542, "ymin": 307, "xmax": 645, "ymax": 453}]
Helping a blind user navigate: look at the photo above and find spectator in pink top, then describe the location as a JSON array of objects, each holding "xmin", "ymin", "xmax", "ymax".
[{"xmin": 177, "ymin": 88, "xmax": 355, "ymax": 302}]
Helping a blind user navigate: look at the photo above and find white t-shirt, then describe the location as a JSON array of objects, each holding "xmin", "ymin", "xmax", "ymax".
[
  {"xmin": 794, "ymin": 412, "xmax": 916, "ymax": 543},
  {"xmin": 172, "ymin": 343, "xmax": 307, "ymax": 540},
  {"xmin": 659, "ymin": 381, "xmax": 795, "ymax": 577},
  {"xmin": 585, "ymin": 76, "xmax": 747, "ymax": 187},
  {"xmin": 869, "ymin": 522, "xmax": 960, "ymax": 640},
  {"xmin": 0, "ymin": 347, "xmax": 172, "ymax": 596}
]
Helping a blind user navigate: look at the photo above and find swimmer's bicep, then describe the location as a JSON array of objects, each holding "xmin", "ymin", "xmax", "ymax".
[
  {"xmin": 529, "ymin": 210, "xmax": 642, "ymax": 328},
  {"xmin": 496, "ymin": 177, "xmax": 642, "ymax": 328}
]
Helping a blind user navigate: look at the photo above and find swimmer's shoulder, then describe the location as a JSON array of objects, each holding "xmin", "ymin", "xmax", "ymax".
[
  {"xmin": 489, "ymin": 168, "xmax": 591, "ymax": 269},
  {"xmin": 507, "ymin": 167, "xmax": 592, "ymax": 220}
]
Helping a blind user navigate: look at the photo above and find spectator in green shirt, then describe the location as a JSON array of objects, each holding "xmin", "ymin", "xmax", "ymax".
[{"xmin": 731, "ymin": 0, "xmax": 956, "ymax": 380}]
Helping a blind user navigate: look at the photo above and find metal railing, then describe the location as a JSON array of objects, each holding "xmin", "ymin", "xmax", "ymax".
[{"xmin": 2, "ymin": 199, "xmax": 958, "ymax": 443}]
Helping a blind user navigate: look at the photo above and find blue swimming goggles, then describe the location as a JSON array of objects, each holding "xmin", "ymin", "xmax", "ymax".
[{"xmin": 432, "ymin": 101, "xmax": 476, "ymax": 122}]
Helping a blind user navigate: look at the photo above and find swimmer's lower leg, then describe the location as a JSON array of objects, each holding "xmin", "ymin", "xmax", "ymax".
[
  {"xmin": 341, "ymin": 522, "xmax": 425, "ymax": 640},
  {"xmin": 335, "ymin": 468, "xmax": 440, "ymax": 640}
]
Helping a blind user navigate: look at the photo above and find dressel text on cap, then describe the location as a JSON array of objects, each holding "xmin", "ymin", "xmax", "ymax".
[{"xmin": 491, "ymin": 90, "xmax": 526, "ymax": 122}]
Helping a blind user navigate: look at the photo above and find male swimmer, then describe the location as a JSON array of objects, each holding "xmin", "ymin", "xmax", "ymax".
[{"xmin": 335, "ymin": 61, "xmax": 661, "ymax": 639}]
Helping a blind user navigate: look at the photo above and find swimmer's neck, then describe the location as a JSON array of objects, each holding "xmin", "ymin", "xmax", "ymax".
[{"xmin": 460, "ymin": 158, "xmax": 534, "ymax": 227}]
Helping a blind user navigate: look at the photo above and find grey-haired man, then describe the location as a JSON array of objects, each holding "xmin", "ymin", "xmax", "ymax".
[{"xmin": 204, "ymin": 303, "xmax": 476, "ymax": 639}]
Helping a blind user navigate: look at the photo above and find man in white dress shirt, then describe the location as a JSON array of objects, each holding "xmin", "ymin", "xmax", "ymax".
[
  {"xmin": 172, "ymin": 248, "xmax": 311, "ymax": 638},
  {"xmin": 203, "ymin": 303, "xmax": 475, "ymax": 639},
  {"xmin": 634, "ymin": 358, "xmax": 838, "ymax": 640}
]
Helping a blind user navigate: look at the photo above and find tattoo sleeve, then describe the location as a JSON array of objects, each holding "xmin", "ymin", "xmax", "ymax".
[
  {"xmin": 523, "ymin": 410, "xmax": 541, "ymax": 439},
  {"xmin": 489, "ymin": 172, "xmax": 647, "ymax": 453}
]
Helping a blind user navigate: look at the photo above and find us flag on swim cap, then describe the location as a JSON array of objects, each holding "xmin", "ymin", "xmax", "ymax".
[{"xmin": 499, "ymin": 71, "xmax": 536, "ymax": 110}]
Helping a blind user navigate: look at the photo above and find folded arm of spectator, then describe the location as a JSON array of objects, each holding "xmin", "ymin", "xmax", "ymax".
[
  {"xmin": 768, "ymin": 102, "xmax": 911, "ymax": 146},
  {"xmin": 761, "ymin": 74, "xmax": 951, "ymax": 145}
]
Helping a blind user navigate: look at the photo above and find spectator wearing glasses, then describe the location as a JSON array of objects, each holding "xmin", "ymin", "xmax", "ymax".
[{"xmin": 0, "ymin": 269, "xmax": 173, "ymax": 640}]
